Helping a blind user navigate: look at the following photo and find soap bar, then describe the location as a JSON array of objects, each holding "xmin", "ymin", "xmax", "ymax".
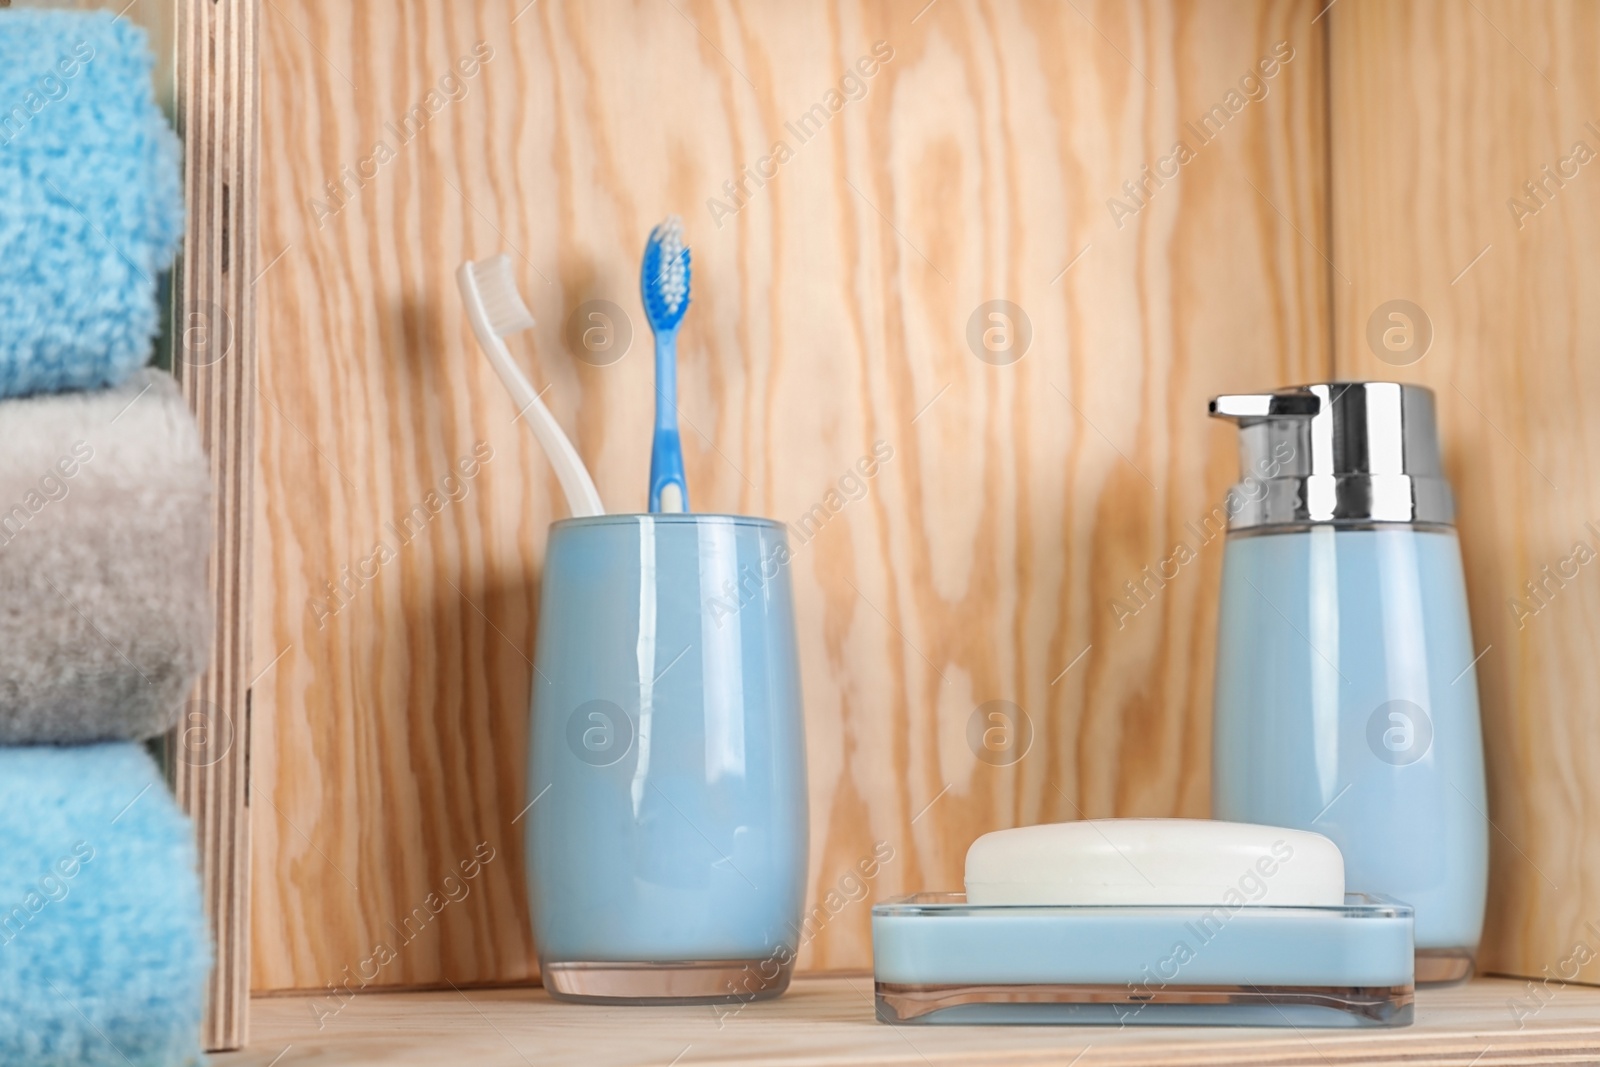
[{"xmin": 964, "ymin": 819, "xmax": 1344, "ymax": 907}]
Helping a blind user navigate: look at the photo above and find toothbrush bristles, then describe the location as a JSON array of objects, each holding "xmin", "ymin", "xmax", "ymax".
[
  {"xmin": 471, "ymin": 254, "xmax": 536, "ymax": 337},
  {"xmin": 651, "ymin": 216, "xmax": 688, "ymax": 315}
]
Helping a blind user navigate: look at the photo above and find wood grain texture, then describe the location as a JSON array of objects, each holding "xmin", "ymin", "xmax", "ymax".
[
  {"xmin": 169, "ymin": 0, "xmax": 259, "ymax": 1049},
  {"xmin": 216, "ymin": 977, "xmax": 1600, "ymax": 1066},
  {"xmin": 1328, "ymin": 0, "xmax": 1600, "ymax": 985},
  {"xmin": 252, "ymin": 0, "xmax": 1329, "ymax": 991}
]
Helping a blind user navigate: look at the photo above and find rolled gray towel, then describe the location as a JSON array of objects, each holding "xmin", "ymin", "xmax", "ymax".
[{"xmin": 0, "ymin": 369, "xmax": 211, "ymax": 742}]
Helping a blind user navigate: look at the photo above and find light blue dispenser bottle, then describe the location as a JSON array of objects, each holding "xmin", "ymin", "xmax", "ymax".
[{"xmin": 1209, "ymin": 383, "xmax": 1487, "ymax": 983}]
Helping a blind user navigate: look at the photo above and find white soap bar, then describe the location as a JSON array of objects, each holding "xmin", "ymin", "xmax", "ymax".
[{"xmin": 964, "ymin": 819, "xmax": 1344, "ymax": 907}]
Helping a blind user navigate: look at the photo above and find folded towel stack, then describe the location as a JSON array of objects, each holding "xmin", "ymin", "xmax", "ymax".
[{"xmin": 0, "ymin": 9, "xmax": 210, "ymax": 1065}]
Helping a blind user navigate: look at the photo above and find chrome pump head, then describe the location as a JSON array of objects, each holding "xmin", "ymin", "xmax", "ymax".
[{"xmin": 1208, "ymin": 382, "xmax": 1454, "ymax": 533}]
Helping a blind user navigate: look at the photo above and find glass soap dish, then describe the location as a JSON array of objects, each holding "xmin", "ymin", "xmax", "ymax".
[{"xmin": 871, "ymin": 893, "xmax": 1414, "ymax": 1027}]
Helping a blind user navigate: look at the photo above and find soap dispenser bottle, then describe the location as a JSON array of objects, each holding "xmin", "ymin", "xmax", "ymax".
[{"xmin": 1209, "ymin": 382, "xmax": 1487, "ymax": 983}]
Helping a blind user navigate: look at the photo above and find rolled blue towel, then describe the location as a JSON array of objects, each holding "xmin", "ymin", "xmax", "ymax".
[
  {"xmin": 0, "ymin": 9, "xmax": 183, "ymax": 399},
  {"xmin": 0, "ymin": 743, "xmax": 208, "ymax": 1067}
]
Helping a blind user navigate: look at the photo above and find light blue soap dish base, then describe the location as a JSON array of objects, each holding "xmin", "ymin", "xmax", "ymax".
[{"xmin": 871, "ymin": 893, "xmax": 1414, "ymax": 1028}]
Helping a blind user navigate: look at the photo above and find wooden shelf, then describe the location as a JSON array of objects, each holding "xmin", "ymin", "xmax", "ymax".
[{"xmin": 213, "ymin": 976, "xmax": 1599, "ymax": 1066}]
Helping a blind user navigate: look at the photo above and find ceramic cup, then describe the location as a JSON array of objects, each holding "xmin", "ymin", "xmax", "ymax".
[{"xmin": 525, "ymin": 513, "xmax": 808, "ymax": 1004}]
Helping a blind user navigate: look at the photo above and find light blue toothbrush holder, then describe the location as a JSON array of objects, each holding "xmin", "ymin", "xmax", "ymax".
[{"xmin": 525, "ymin": 513, "xmax": 809, "ymax": 1004}]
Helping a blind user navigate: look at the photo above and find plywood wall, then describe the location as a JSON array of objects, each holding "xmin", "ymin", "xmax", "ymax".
[
  {"xmin": 252, "ymin": 0, "xmax": 1328, "ymax": 991},
  {"xmin": 1329, "ymin": 0, "xmax": 1600, "ymax": 983}
]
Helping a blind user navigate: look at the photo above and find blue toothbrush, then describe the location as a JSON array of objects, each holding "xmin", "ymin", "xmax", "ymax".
[{"xmin": 641, "ymin": 215, "xmax": 691, "ymax": 512}]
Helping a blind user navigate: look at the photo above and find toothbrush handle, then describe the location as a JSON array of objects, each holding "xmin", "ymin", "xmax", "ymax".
[
  {"xmin": 649, "ymin": 426, "xmax": 689, "ymax": 513},
  {"xmin": 650, "ymin": 330, "xmax": 689, "ymax": 512},
  {"xmin": 481, "ymin": 334, "xmax": 604, "ymax": 517},
  {"xmin": 653, "ymin": 331, "xmax": 680, "ymax": 432}
]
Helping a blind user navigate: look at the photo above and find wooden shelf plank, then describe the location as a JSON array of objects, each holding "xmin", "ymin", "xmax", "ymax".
[{"xmin": 214, "ymin": 976, "xmax": 1598, "ymax": 1066}]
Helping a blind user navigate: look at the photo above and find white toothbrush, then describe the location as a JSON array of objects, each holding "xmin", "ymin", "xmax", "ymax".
[{"xmin": 457, "ymin": 255, "xmax": 604, "ymax": 517}]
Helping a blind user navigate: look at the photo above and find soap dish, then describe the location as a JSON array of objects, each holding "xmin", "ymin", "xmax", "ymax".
[{"xmin": 871, "ymin": 893, "xmax": 1413, "ymax": 1027}]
